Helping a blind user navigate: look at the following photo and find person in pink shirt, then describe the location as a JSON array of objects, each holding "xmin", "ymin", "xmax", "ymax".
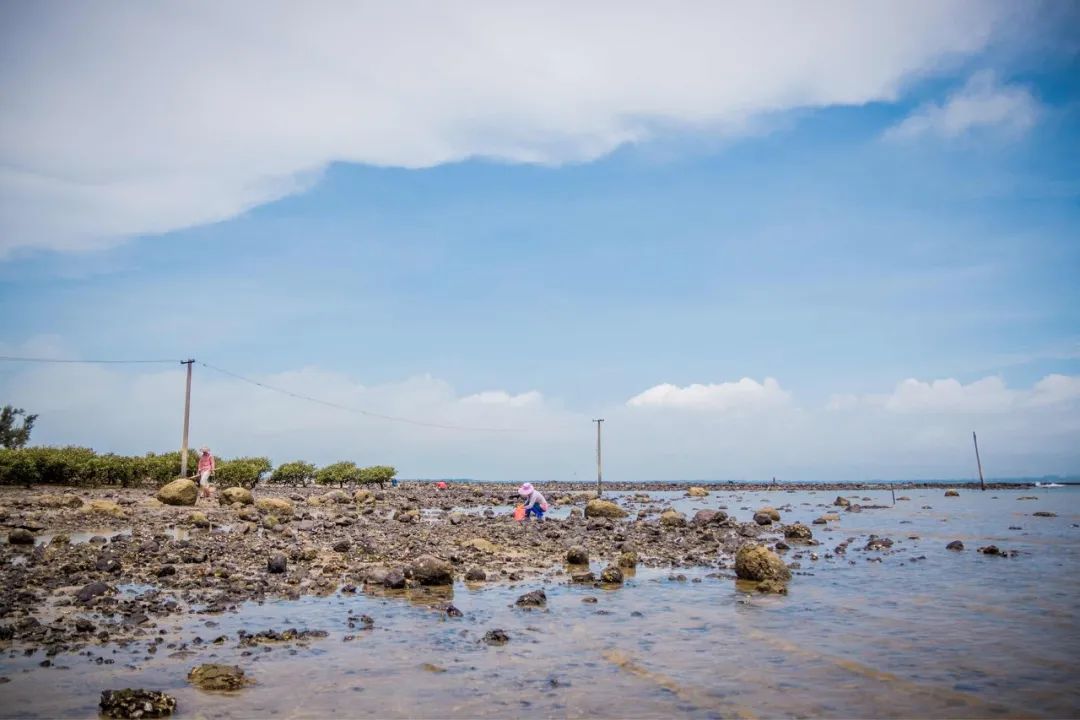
[{"xmin": 196, "ymin": 446, "xmax": 215, "ymax": 499}]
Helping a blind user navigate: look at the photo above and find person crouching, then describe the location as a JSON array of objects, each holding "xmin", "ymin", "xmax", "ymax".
[{"xmin": 518, "ymin": 482, "xmax": 548, "ymax": 520}]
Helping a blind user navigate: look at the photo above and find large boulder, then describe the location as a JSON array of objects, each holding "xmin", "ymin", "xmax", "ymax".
[
  {"xmin": 833, "ymin": 496, "xmax": 851, "ymax": 507},
  {"xmin": 734, "ymin": 544, "xmax": 791, "ymax": 582},
  {"xmin": 255, "ymin": 497, "xmax": 294, "ymax": 517},
  {"xmin": 565, "ymin": 546, "xmax": 589, "ymax": 565},
  {"xmin": 157, "ymin": 479, "xmax": 198, "ymax": 506},
  {"xmin": 687, "ymin": 486, "xmax": 709, "ymax": 497},
  {"xmin": 758, "ymin": 507, "xmax": 781, "ymax": 521},
  {"xmin": 692, "ymin": 509, "xmax": 728, "ymax": 526},
  {"xmin": 8, "ymin": 528, "xmax": 35, "ymax": 545},
  {"xmin": 584, "ymin": 499, "xmax": 627, "ymax": 519},
  {"xmin": 784, "ymin": 523, "xmax": 813, "ymax": 541},
  {"xmin": 38, "ymin": 493, "xmax": 83, "ymax": 509},
  {"xmin": 218, "ymin": 487, "xmax": 253, "ymax": 506},
  {"xmin": 753, "ymin": 512, "xmax": 774, "ymax": 526},
  {"xmin": 600, "ymin": 565, "xmax": 624, "ymax": 584},
  {"xmin": 410, "ymin": 555, "xmax": 454, "ymax": 586},
  {"xmin": 82, "ymin": 499, "xmax": 125, "ymax": 517},
  {"xmin": 660, "ymin": 509, "xmax": 687, "ymax": 527},
  {"xmin": 188, "ymin": 663, "xmax": 247, "ymax": 691}
]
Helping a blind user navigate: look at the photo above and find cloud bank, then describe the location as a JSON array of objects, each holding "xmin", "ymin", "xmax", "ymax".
[
  {"xmin": 2, "ymin": 354, "xmax": 1076, "ymax": 481},
  {"xmin": 0, "ymin": 1, "xmax": 1012, "ymax": 254}
]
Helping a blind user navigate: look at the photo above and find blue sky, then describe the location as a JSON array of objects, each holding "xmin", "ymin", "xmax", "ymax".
[{"xmin": 1, "ymin": 2, "xmax": 1078, "ymax": 480}]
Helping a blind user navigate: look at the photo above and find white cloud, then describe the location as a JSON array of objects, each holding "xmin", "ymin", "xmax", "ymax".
[
  {"xmin": 626, "ymin": 378, "xmax": 790, "ymax": 411},
  {"xmin": 0, "ymin": 1, "xmax": 1011, "ymax": 255},
  {"xmin": 2, "ymin": 349, "xmax": 1076, "ymax": 480},
  {"xmin": 884, "ymin": 70, "xmax": 1039, "ymax": 140}
]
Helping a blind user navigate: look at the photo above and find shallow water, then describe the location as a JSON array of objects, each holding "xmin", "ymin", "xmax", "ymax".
[{"xmin": 2, "ymin": 486, "xmax": 1078, "ymax": 718}]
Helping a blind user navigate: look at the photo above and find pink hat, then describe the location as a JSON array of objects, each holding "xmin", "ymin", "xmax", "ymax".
[{"xmin": 518, "ymin": 483, "xmax": 534, "ymax": 497}]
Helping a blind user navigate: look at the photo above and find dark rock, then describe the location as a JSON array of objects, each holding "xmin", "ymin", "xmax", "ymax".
[
  {"xmin": 332, "ymin": 540, "xmax": 350, "ymax": 553},
  {"xmin": 1033, "ymin": 511, "xmax": 1057, "ymax": 517},
  {"xmin": 76, "ymin": 582, "xmax": 112, "ymax": 604},
  {"xmin": 464, "ymin": 567, "xmax": 486, "ymax": 582},
  {"xmin": 382, "ymin": 569, "xmax": 406, "ymax": 589},
  {"xmin": 946, "ymin": 541, "xmax": 964, "ymax": 551},
  {"xmin": 756, "ymin": 578, "xmax": 788, "ymax": 595},
  {"xmin": 784, "ymin": 524, "xmax": 813, "ymax": 541},
  {"xmin": 7, "ymin": 529, "xmax": 35, "ymax": 545},
  {"xmin": 833, "ymin": 496, "xmax": 851, "ymax": 507},
  {"xmin": 570, "ymin": 571, "xmax": 595, "ymax": 583},
  {"xmin": 515, "ymin": 589, "xmax": 547, "ymax": 607},
  {"xmin": 864, "ymin": 536, "xmax": 894, "ymax": 551},
  {"xmin": 75, "ymin": 618, "xmax": 96, "ymax": 633},
  {"xmin": 267, "ymin": 554, "xmax": 287, "ymax": 574},
  {"xmin": 752, "ymin": 512, "xmax": 773, "ymax": 526},
  {"xmin": 691, "ymin": 509, "xmax": 727, "ymax": 525},
  {"xmin": 96, "ymin": 554, "xmax": 122, "ymax": 573},
  {"xmin": 483, "ymin": 629, "xmax": 509, "ymax": 645},
  {"xmin": 443, "ymin": 604, "xmax": 463, "ymax": 618},
  {"xmin": 99, "ymin": 689, "xmax": 176, "ymax": 718},
  {"xmin": 565, "ymin": 546, "xmax": 589, "ymax": 565},
  {"xmin": 617, "ymin": 550, "xmax": 639, "ymax": 568},
  {"xmin": 155, "ymin": 565, "xmax": 176, "ymax": 577}
]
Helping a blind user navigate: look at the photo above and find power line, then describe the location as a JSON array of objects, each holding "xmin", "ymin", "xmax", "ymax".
[
  {"xmin": 198, "ymin": 361, "xmax": 523, "ymax": 433},
  {"xmin": 0, "ymin": 355, "xmax": 179, "ymax": 364}
]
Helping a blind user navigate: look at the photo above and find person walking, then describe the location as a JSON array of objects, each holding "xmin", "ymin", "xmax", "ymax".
[{"xmin": 197, "ymin": 446, "xmax": 215, "ymax": 499}]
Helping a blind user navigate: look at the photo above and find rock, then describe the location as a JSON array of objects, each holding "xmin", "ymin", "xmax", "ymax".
[
  {"xmin": 753, "ymin": 512, "xmax": 773, "ymax": 526},
  {"xmin": 96, "ymin": 554, "xmax": 122, "ymax": 573},
  {"xmin": 1033, "ymin": 511, "xmax": 1057, "ymax": 517},
  {"xmin": 76, "ymin": 581, "xmax": 112, "ymax": 603},
  {"xmin": 945, "ymin": 490, "xmax": 960, "ymax": 497},
  {"xmin": 515, "ymin": 589, "xmax": 547, "ymax": 607},
  {"xmin": 75, "ymin": 618, "xmax": 96, "ymax": 633},
  {"xmin": 734, "ymin": 544, "xmax": 791, "ymax": 582},
  {"xmin": 267, "ymin": 554, "xmax": 287, "ymax": 574},
  {"xmin": 864, "ymin": 536, "xmax": 894, "ymax": 551},
  {"xmin": 462, "ymin": 538, "xmax": 498, "ymax": 554},
  {"xmin": 756, "ymin": 578, "xmax": 788, "ymax": 595},
  {"xmin": 812, "ymin": 517, "xmax": 828, "ymax": 525},
  {"xmin": 483, "ymin": 629, "xmax": 509, "ymax": 645},
  {"xmin": 569, "ymin": 507, "xmax": 583, "ymax": 519},
  {"xmin": 99, "ymin": 689, "xmax": 176, "ymax": 718},
  {"xmin": 448, "ymin": 512, "xmax": 465, "ymax": 525},
  {"xmin": 218, "ymin": 487, "xmax": 253, "ymax": 506},
  {"xmin": 570, "ymin": 571, "xmax": 595, "ymax": 583},
  {"xmin": 255, "ymin": 497, "xmax": 294, "ymax": 516},
  {"xmin": 38, "ymin": 493, "xmax": 83, "ymax": 509},
  {"xmin": 565, "ymin": 546, "xmax": 589, "ymax": 564},
  {"xmin": 83, "ymin": 499, "xmax": 125, "ymax": 516},
  {"xmin": 784, "ymin": 523, "xmax": 813, "ymax": 541},
  {"xmin": 187, "ymin": 663, "xmax": 247, "ymax": 691},
  {"xmin": 332, "ymin": 540, "xmax": 350, "ymax": 553},
  {"xmin": 353, "ymin": 489, "xmax": 375, "ymax": 505},
  {"xmin": 659, "ymin": 509, "xmax": 687, "ymax": 527},
  {"xmin": 156, "ymin": 479, "xmax": 198, "ymax": 506},
  {"xmin": 189, "ymin": 511, "xmax": 210, "ymax": 528},
  {"xmin": 758, "ymin": 507, "xmax": 781, "ymax": 521},
  {"xmin": 383, "ymin": 569, "xmax": 407, "ymax": 589},
  {"xmin": 687, "ymin": 486, "xmax": 709, "ymax": 497},
  {"xmin": 774, "ymin": 541, "xmax": 790, "ymax": 551},
  {"xmin": 833, "ymin": 496, "xmax": 851, "ymax": 507},
  {"xmin": 584, "ymin": 499, "xmax": 627, "ymax": 519},
  {"xmin": 320, "ymin": 489, "xmax": 349, "ymax": 504},
  {"xmin": 394, "ymin": 508, "xmax": 419, "ymax": 523},
  {"xmin": 692, "ymin": 509, "xmax": 727, "ymax": 525},
  {"xmin": 7, "ymin": 528, "xmax": 35, "ymax": 545},
  {"xmin": 464, "ymin": 567, "xmax": 486, "ymax": 582},
  {"xmin": 946, "ymin": 541, "xmax": 964, "ymax": 551},
  {"xmin": 618, "ymin": 550, "xmax": 639, "ymax": 568},
  {"xmin": 155, "ymin": 565, "xmax": 176, "ymax": 577},
  {"xmin": 979, "ymin": 545, "xmax": 1002, "ymax": 555},
  {"xmin": 600, "ymin": 565, "xmax": 624, "ymax": 584},
  {"xmin": 410, "ymin": 555, "xmax": 454, "ymax": 586}
]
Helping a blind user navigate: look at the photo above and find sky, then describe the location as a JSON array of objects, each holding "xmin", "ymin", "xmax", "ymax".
[{"xmin": 1, "ymin": 1, "xmax": 1078, "ymax": 481}]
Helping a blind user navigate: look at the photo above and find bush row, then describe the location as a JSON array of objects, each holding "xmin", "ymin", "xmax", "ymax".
[{"xmin": 0, "ymin": 447, "xmax": 395, "ymax": 489}]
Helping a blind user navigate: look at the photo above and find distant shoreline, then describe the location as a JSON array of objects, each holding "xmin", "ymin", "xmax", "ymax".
[{"xmin": 398, "ymin": 479, "xmax": 1076, "ymax": 491}]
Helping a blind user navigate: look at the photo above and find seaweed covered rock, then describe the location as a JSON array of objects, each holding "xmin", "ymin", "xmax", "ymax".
[
  {"xmin": 7, "ymin": 528, "xmax": 34, "ymax": 545},
  {"xmin": 784, "ymin": 523, "xmax": 813, "ymax": 541},
  {"xmin": 617, "ymin": 550, "xmax": 639, "ymax": 568},
  {"xmin": 600, "ymin": 565, "xmax": 624, "ymax": 584},
  {"xmin": 585, "ymin": 499, "xmax": 627, "ymax": 519},
  {"xmin": 255, "ymin": 497, "xmax": 294, "ymax": 516},
  {"xmin": 734, "ymin": 544, "xmax": 791, "ymax": 582},
  {"xmin": 565, "ymin": 546, "xmax": 589, "ymax": 565},
  {"xmin": 83, "ymin": 499, "xmax": 125, "ymax": 516},
  {"xmin": 410, "ymin": 555, "xmax": 454, "ymax": 586},
  {"xmin": 38, "ymin": 493, "xmax": 83, "ymax": 509},
  {"xmin": 218, "ymin": 487, "xmax": 253, "ymax": 506},
  {"xmin": 99, "ymin": 689, "xmax": 176, "ymax": 718},
  {"xmin": 188, "ymin": 663, "xmax": 247, "ymax": 691},
  {"xmin": 660, "ymin": 509, "xmax": 687, "ymax": 527},
  {"xmin": 687, "ymin": 486, "xmax": 709, "ymax": 497},
  {"xmin": 156, "ymin": 479, "xmax": 198, "ymax": 506}
]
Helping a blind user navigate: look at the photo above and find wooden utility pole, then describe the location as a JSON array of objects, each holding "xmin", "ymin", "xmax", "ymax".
[
  {"xmin": 593, "ymin": 418, "xmax": 604, "ymax": 497},
  {"xmin": 973, "ymin": 431, "xmax": 985, "ymax": 491},
  {"xmin": 180, "ymin": 359, "xmax": 194, "ymax": 477}
]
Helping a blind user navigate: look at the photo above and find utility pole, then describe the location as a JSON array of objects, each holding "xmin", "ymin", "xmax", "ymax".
[
  {"xmin": 593, "ymin": 418, "xmax": 604, "ymax": 497},
  {"xmin": 180, "ymin": 359, "xmax": 194, "ymax": 478},
  {"xmin": 973, "ymin": 431, "xmax": 985, "ymax": 491}
]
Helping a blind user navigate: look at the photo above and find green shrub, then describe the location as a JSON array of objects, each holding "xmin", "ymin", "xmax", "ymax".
[
  {"xmin": 0, "ymin": 449, "xmax": 40, "ymax": 486},
  {"xmin": 358, "ymin": 465, "xmax": 396, "ymax": 487},
  {"xmin": 315, "ymin": 461, "xmax": 361, "ymax": 487},
  {"xmin": 214, "ymin": 457, "xmax": 271, "ymax": 489},
  {"xmin": 270, "ymin": 460, "xmax": 316, "ymax": 486}
]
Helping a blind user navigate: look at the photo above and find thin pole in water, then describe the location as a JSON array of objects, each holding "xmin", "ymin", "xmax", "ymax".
[
  {"xmin": 973, "ymin": 431, "xmax": 985, "ymax": 491},
  {"xmin": 180, "ymin": 359, "xmax": 194, "ymax": 478},
  {"xmin": 593, "ymin": 418, "xmax": 604, "ymax": 497}
]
